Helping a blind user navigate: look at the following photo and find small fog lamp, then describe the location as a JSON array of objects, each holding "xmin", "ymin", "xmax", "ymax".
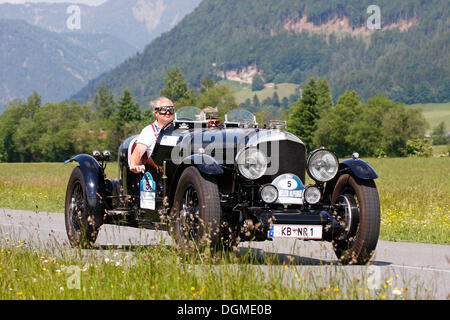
[
  {"xmin": 259, "ymin": 184, "xmax": 278, "ymax": 204},
  {"xmin": 304, "ymin": 186, "xmax": 321, "ymax": 204}
]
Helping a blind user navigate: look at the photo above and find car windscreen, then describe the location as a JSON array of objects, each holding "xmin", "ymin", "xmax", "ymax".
[
  {"xmin": 225, "ymin": 109, "xmax": 256, "ymax": 125},
  {"xmin": 175, "ymin": 106, "xmax": 206, "ymax": 122}
]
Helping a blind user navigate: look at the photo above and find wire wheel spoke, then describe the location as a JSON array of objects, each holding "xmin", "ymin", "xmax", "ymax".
[{"xmin": 180, "ymin": 185, "xmax": 200, "ymax": 240}]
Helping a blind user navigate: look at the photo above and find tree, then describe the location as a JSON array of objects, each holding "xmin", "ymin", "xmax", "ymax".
[
  {"xmin": 94, "ymin": 86, "xmax": 116, "ymax": 120},
  {"xmin": 200, "ymin": 76, "xmax": 215, "ymax": 93},
  {"xmin": 252, "ymin": 94, "xmax": 260, "ymax": 107},
  {"xmin": 117, "ymin": 88, "xmax": 141, "ymax": 123},
  {"xmin": 196, "ymin": 84, "xmax": 238, "ymax": 121},
  {"xmin": 272, "ymin": 91, "xmax": 280, "ymax": 107},
  {"xmin": 431, "ymin": 121, "xmax": 448, "ymax": 145},
  {"xmin": 287, "ymin": 78, "xmax": 320, "ymax": 147},
  {"xmin": 252, "ymin": 74, "xmax": 264, "ymax": 91},
  {"xmin": 316, "ymin": 78, "xmax": 332, "ymax": 115},
  {"xmin": 160, "ymin": 67, "xmax": 195, "ymax": 107},
  {"xmin": 381, "ymin": 105, "xmax": 427, "ymax": 156},
  {"xmin": 314, "ymin": 90, "xmax": 362, "ymax": 157}
]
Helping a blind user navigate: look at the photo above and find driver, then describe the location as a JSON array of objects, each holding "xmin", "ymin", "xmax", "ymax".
[{"xmin": 129, "ymin": 97, "xmax": 175, "ymax": 173}]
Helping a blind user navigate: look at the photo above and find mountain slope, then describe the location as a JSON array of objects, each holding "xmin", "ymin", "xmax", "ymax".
[
  {"xmin": 72, "ymin": 0, "xmax": 450, "ymax": 107},
  {"xmin": 0, "ymin": 19, "xmax": 134, "ymax": 105},
  {"xmin": 0, "ymin": 0, "xmax": 202, "ymax": 51}
]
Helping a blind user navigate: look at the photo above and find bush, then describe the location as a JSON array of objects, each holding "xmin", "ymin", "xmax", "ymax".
[{"xmin": 406, "ymin": 138, "xmax": 433, "ymax": 157}]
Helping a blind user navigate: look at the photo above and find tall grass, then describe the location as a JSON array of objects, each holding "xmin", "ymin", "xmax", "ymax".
[{"xmin": 0, "ymin": 239, "xmax": 419, "ymax": 300}]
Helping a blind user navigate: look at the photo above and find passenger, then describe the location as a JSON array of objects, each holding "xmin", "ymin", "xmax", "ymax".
[{"xmin": 129, "ymin": 97, "xmax": 175, "ymax": 173}]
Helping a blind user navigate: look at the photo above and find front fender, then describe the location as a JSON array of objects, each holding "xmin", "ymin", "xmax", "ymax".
[
  {"xmin": 182, "ymin": 154, "xmax": 224, "ymax": 175},
  {"xmin": 64, "ymin": 154, "xmax": 105, "ymax": 209},
  {"xmin": 339, "ymin": 158, "xmax": 378, "ymax": 180}
]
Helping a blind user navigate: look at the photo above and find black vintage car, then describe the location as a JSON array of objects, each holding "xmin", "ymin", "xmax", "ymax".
[{"xmin": 64, "ymin": 107, "xmax": 380, "ymax": 264}]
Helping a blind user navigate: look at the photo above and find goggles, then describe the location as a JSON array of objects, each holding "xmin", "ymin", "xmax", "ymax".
[{"xmin": 155, "ymin": 106, "xmax": 175, "ymax": 115}]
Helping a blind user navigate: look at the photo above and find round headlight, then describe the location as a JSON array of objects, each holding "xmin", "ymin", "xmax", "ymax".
[
  {"xmin": 236, "ymin": 148, "xmax": 268, "ymax": 180},
  {"xmin": 304, "ymin": 185, "xmax": 321, "ymax": 204},
  {"xmin": 307, "ymin": 148, "xmax": 339, "ymax": 182},
  {"xmin": 259, "ymin": 184, "xmax": 278, "ymax": 203}
]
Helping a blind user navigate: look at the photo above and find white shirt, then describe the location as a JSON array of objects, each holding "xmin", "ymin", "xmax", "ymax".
[{"xmin": 136, "ymin": 120, "xmax": 161, "ymax": 157}]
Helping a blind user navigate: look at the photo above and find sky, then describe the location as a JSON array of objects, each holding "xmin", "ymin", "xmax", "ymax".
[{"xmin": 0, "ymin": 0, "xmax": 107, "ymax": 5}]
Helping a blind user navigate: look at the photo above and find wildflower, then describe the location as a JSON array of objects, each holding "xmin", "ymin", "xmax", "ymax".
[
  {"xmin": 381, "ymin": 294, "xmax": 386, "ymax": 299},
  {"xmin": 273, "ymin": 289, "xmax": 279, "ymax": 294},
  {"xmin": 190, "ymin": 286, "xmax": 195, "ymax": 291},
  {"xmin": 284, "ymin": 265, "xmax": 288, "ymax": 269},
  {"xmin": 392, "ymin": 288, "xmax": 402, "ymax": 295},
  {"xmin": 16, "ymin": 291, "xmax": 22, "ymax": 296},
  {"xmin": 56, "ymin": 269, "xmax": 61, "ymax": 275},
  {"xmin": 60, "ymin": 287, "xmax": 64, "ymax": 291}
]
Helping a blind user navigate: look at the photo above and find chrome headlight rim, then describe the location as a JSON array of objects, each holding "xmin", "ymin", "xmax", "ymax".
[
  {"xmin": 303, "ymin": 185, "xmax": 321, "ymax": 205},
  {"xmin": 306, "ymin": 147, "xmax": 339, "ymax": 182},
  {"xmin": 236, "ymin": 147, "xmax": 268, "ymax": 180},
  {"xmin": 259, "ymin": 184, "xmax": 279, "ymax": 204}
]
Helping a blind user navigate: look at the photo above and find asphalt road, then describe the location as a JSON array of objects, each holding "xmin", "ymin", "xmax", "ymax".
[{"xmin": 1, "ymin": 208, "xmax": 449, "ymax": 299}]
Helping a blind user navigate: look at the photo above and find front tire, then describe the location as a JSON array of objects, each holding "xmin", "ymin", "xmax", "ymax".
[
  {"xmin": 331, "ymin": 174, "xmax": 380, "ymax": 265},
  {"xmin": 65, "ymin": 167, "xmax": 99, "ymax": 248},
  {"xmin": 170, "ymin": 167, "xmax": 221, "ymax": 252}
]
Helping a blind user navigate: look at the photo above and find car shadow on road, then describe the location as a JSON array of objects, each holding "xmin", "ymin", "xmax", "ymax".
[{"xmin": 236, "ymin": 246, "xmax": 338, "ymax": 266}]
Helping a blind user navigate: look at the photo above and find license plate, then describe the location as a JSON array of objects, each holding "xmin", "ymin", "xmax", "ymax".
[{"xmin": 268, "ymin": 224, "xmax": 323, "ymax": 239}]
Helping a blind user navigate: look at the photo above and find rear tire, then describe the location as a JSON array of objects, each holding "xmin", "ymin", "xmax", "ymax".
[
  {"xmin": 331, "ymin": 174, "xmax": 380, "ymax": 265},
  {"xmin": 170, "ymin": 167, "xmax": 222, "ymax": 253},
  {"xmin": 65, "ymin": 167, "xmax": 99, "ymax": 248}
]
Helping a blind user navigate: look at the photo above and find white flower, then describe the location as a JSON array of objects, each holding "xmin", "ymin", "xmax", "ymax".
[
  {"xmin": 60, "ymin": 287, "xmax": 64, "ymax": 291},
  {"xmin": 392, "ymin": 288, "xmax": 402, "ymax": 295}
]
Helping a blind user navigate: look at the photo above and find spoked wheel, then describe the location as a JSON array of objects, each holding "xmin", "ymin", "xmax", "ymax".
[
  {"xmin": 331, "ymin": 174, "xmax": 380, "ymax": 265},
  {"xmin": 179, "ymin": 185, "xmax": 201, "ymax": 240},
  {"xmin": 65, "ymin": 167, "xmax": 99, "ymax": 248},
  {"xmin": 170, "ymin": 166, "xmax": 221, "ymax": 253}
]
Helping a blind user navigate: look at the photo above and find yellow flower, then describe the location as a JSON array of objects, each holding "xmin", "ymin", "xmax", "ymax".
[
  {"xmin": 284, "ymin": 265, "xmax": 288, "ymax": 269},
  {"xmin": 333, "ymin": 288, "xmax": 339, "ymax": 292},
  {"xmin": 190, "ymin": 286, "xmax": 195, "ymax": 291},
  {"xmin": 17, "ymin": 291, "xmax": 22, "ymax": 296},
  {"xmin": 110, "ymin": 285, "xmax": 114, "ymax": 289},
  {"xmin": 273, "ymin": 289, "xmax": 279, "ymax": 294},
  {"xmin": 381, "ymin": 295, "xmax": 386, "ymax": 299},
  {"xmin": 294, "ymin": 274, "xmax": 298, "ymax": 278}
]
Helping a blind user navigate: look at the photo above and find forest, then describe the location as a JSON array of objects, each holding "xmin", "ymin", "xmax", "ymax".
[{"xmin": 1, "ymin": 68, "xmax": 446, "ymax": 163}]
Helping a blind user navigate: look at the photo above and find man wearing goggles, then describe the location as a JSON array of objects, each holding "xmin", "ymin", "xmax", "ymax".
[{"xmin": 130, "ymin": 97, "xmax": 174, "ymax": 173}]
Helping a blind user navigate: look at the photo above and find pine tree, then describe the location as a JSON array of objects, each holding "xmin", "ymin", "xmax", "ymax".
[
  {"xmin": 160, "ymin": 67, "xmax": 194, "ymax": 106},
  {"xmin": 287, "ymin": 78, "xmax": 319, "ymax": 147},
  {"xmin": 117, "ymin": 88, "xmax": 141, "ymax": 123},
  {"xmin": 252, "ymin": 74, "xmax": 265, "ymax": 91}
]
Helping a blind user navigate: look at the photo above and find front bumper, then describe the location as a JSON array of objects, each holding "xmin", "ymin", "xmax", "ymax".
[{"xmin": 243, "ymin": 207, "xmax": 344, "ymax": 241}]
